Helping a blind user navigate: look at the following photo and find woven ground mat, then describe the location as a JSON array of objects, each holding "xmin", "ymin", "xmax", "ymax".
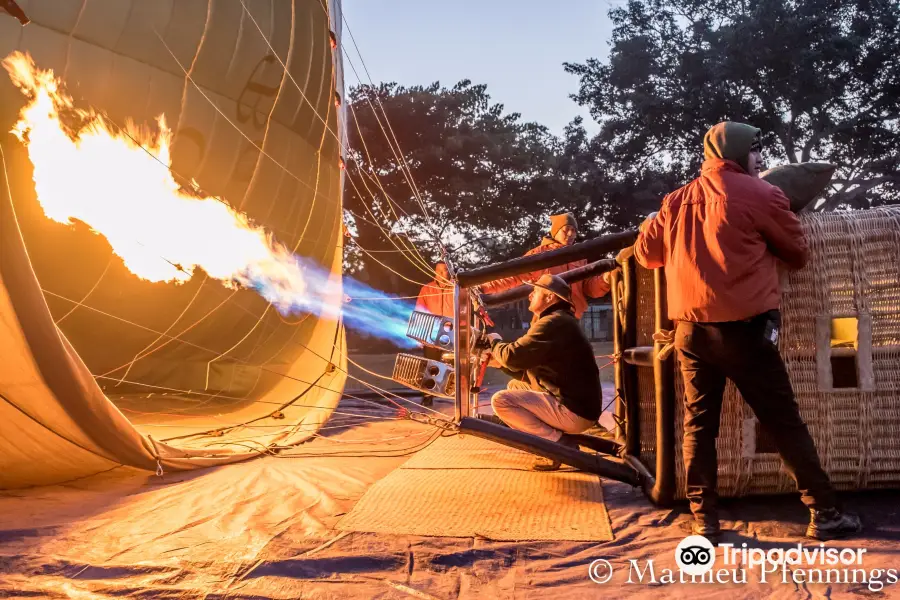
[{"xmin": 335, "ymin": 433, "xmax": 613, "ymax": 541}]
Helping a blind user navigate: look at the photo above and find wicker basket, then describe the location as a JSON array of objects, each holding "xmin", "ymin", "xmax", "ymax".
[{"xmin": 632, "ymin": 206, "xmax": 900, "ymax": 499}]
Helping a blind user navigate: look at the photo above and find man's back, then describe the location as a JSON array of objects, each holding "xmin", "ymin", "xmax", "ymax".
[
  {"xmin": 630, "ymin": 121, "xmax": 861, "ymax": 541},
  {"xmin": 635, "ymin": 158, "xmax": 809, "ymax": 322}
]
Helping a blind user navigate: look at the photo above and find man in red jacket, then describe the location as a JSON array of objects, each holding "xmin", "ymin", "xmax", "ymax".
[
  {"xmin": 634, "ymin": 121, "xmax": 861, "ymax": 540},
  {"xmin": 479, "ymin": 213, "xmax": 610, "ymax": 320},
  {"xmin": 414, "ymin": 261, "xmax": 453, "ymax": 406}
]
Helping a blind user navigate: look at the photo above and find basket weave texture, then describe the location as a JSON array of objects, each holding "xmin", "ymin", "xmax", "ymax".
[{"xmin": 635, "ymin": 206, "xmax": 900, "ymax": 498}]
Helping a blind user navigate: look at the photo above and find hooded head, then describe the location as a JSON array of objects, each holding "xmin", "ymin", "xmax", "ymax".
[
  {"xmin": 703, "ymin": 121, "xmax": 762, "ymax": 174},
  {"xmin": 549, "ymin": 212, "xmax": 578, "ymax": 245},
  {"xmin": 434, "ymin": 261, "xmax": 450, "ymax": 286}
]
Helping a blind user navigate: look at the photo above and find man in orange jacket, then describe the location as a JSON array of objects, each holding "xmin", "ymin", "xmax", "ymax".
[
  {"xmin": 414, "ymin": 261, "xmax": 453, "ymax": 318},
  {"xmin": 479, "ymin": 213, "xmax": 610, "ymax": 319},
  {"xmin": 414, "ymin": 261, "xmax": 453, "ymax": 406},
  {"xmin": 634, "ymin": 122, "xmax": 861, "ymax": 541}
]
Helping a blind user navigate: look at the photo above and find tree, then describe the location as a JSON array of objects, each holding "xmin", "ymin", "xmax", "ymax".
[
  {"xmin": 343, "ymin": 80, "xmax": 575, "ymax": 296},
  {"xmin": 556, "ymin": 117, "xmax": 686, "ymax": 232},
  {"xmin": 565, "ymin": 0, "xmax": 900, "ymax": 212}
]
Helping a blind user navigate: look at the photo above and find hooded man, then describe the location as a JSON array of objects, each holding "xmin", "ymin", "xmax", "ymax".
[
  {"xmin": 634, "ymin": 121, "xmax": 861, "ymax": 540},
  {"xmin": 485, "ymin": 274, "xmax": 602, "ymax": 471},
  {"xmin": 479, "ymin": 213, "xmax": 610, "ymax": 319}
]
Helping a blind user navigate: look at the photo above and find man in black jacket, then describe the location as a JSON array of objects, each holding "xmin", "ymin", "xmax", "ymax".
[{"xmin": 487, "ymin": 274, "xmax": 602, "ymax": 470}]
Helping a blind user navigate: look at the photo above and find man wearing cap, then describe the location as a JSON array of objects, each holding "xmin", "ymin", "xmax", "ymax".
[
  {"xmin": 414, "ymin": 261, "xmax": 453, "ymax": 406},
  {"xmin": 485, "ymin": 274, "xmax": 603, "ymax": 470},
  {"xmin": 634, "ymin": 121, "xmax": 861, "ymax": 540},
  {"xmin": 479, "ymin": 212, "xmax": 610, "ymax": 320}
]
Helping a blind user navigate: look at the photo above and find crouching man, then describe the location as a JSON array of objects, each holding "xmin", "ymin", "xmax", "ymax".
[{"xmin": 486, "ymin": 274, "xmax": 602, "ymax": 471}]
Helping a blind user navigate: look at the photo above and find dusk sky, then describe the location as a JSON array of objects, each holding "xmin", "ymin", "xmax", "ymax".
[{"xmin": 340, "ymin": 0, "xmax": 620, "ymax": 136}]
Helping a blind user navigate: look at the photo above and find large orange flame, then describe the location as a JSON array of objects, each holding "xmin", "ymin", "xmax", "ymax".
[{"xmin": 2, "ymin": 51, "xmax": 307, "ymax": 303}]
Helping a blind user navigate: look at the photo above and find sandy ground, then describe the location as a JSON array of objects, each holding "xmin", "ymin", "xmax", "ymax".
[{"xmin": 1, "ymin": 385, "xmax": 899, "ymax": 599}]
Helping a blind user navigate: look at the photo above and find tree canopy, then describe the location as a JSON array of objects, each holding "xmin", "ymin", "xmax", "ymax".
[
  {"xmin": 343, "ymin": 80, "xmax": 582, "ymax": 294},
  {"xmin": 565, "ymin": 0, "xmax": 900, "ymax": 212},
  {"xmin": 344, "ymin": 0, "xmax": 900, "ymax": 296}
]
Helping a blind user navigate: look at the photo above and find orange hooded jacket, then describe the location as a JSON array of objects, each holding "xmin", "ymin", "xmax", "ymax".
[
  {"xmin": 479, "ymin": 237, "xmax": 611, "ymax": 319},
  {"xmin": 634, "ymin": 157, "xmax": 808, "ymax": 322},
  {"xmin": 414, "ymin": 280, "xmax": 454, "ymax": 318}
]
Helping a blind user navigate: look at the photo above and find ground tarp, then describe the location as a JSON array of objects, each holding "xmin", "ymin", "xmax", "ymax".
[{"xmin": 2, "ymin": 396, "xmax": 899, "ymax": 599}]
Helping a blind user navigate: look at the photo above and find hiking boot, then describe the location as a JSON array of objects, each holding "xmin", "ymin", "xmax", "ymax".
[
  {"xmin": 691, "ymin": 513, "xmax": 722, "ymax": 539},
  {"xmin": 476, "ymin": 414, "xmax": 510, "ymax": 428},
  {"xmin": 806, "ymin": 507, "xmax": 862, "ymax": 540},
  {"xmin": 532, "ymin": 433, "xmax": 580, "ymax": 471}
]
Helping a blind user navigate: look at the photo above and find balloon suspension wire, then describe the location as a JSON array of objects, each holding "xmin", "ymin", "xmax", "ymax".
[
  {"xmin": 229, "ymin": 4, "xmax": 444, "ymax": 280},
  {"xmin": 2, "ymin": 29, "xmax": 458, "ymax": 457}
]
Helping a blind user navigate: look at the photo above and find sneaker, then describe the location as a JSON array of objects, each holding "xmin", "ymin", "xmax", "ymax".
[
  {"xmin": 806, "ymin": 507, "xmax": 862, "ymax": 540},
  {"xmin": 691, "ymin": 513, "xmax": 722, "ymax": 539},
  {"xmin": 532, "ymin": 433, "xmax": 580, "ymax": 471}
]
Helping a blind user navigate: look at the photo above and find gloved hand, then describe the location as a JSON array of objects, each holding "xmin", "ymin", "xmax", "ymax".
[
  {"xmin": 653, "ymin": 329, "xmax": 676, "ymax": 361},
  {"xmin": 616, "ymin": 245, "xmax": 635, "ymax": 264},
  {"xmin": 485, "ymin": 332, "xmax": 502, "ymax": 344},
  {"xmin": 639, "ymin": 211, "xmax": 659, "ymax": 233}
]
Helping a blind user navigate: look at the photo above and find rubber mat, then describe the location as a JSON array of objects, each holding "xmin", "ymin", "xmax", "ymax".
[{"xmin": 336, "ymin": 434, "xmax": 612, "ymax": 541}]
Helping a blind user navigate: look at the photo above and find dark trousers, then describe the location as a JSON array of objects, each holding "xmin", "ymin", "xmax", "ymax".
[
  {"xmin": 675, "ymin": 311, "xmax": 836, "ymax": 516},
  {"xmin": 422, "ymin": 345, "xmax": 444, "ymax": 402}
]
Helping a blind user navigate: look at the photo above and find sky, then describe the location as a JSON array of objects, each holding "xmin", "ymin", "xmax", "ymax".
[{"xmin": 339, "ymin": 0, "xmax": 619, "ymax": 136}]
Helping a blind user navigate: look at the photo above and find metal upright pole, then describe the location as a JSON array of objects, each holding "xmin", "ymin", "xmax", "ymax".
[
  {"xmin": 454, "ymin": 284, "xmax": 472, "ymax": 421},
  {"xmin": 649, "ymin": 267, "xmax": 676, "ymax": 506},
  {"xmin": 622, "ymin": 256, "xmax": 641, "ymax": 458}
]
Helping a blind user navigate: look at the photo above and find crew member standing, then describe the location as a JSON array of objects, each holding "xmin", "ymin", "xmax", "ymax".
[
  {"xmin": 414, "ymin": 261, "xmax": 454, "ymax": 406},
  {"xmin": 634, "ymin": 121, "xmax": 861, "ymax": 540}
]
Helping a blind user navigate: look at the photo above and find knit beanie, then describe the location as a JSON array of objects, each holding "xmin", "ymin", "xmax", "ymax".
[{"xmin": 550, "ymin": 212, "xmax": 578, "ymax": 238}]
